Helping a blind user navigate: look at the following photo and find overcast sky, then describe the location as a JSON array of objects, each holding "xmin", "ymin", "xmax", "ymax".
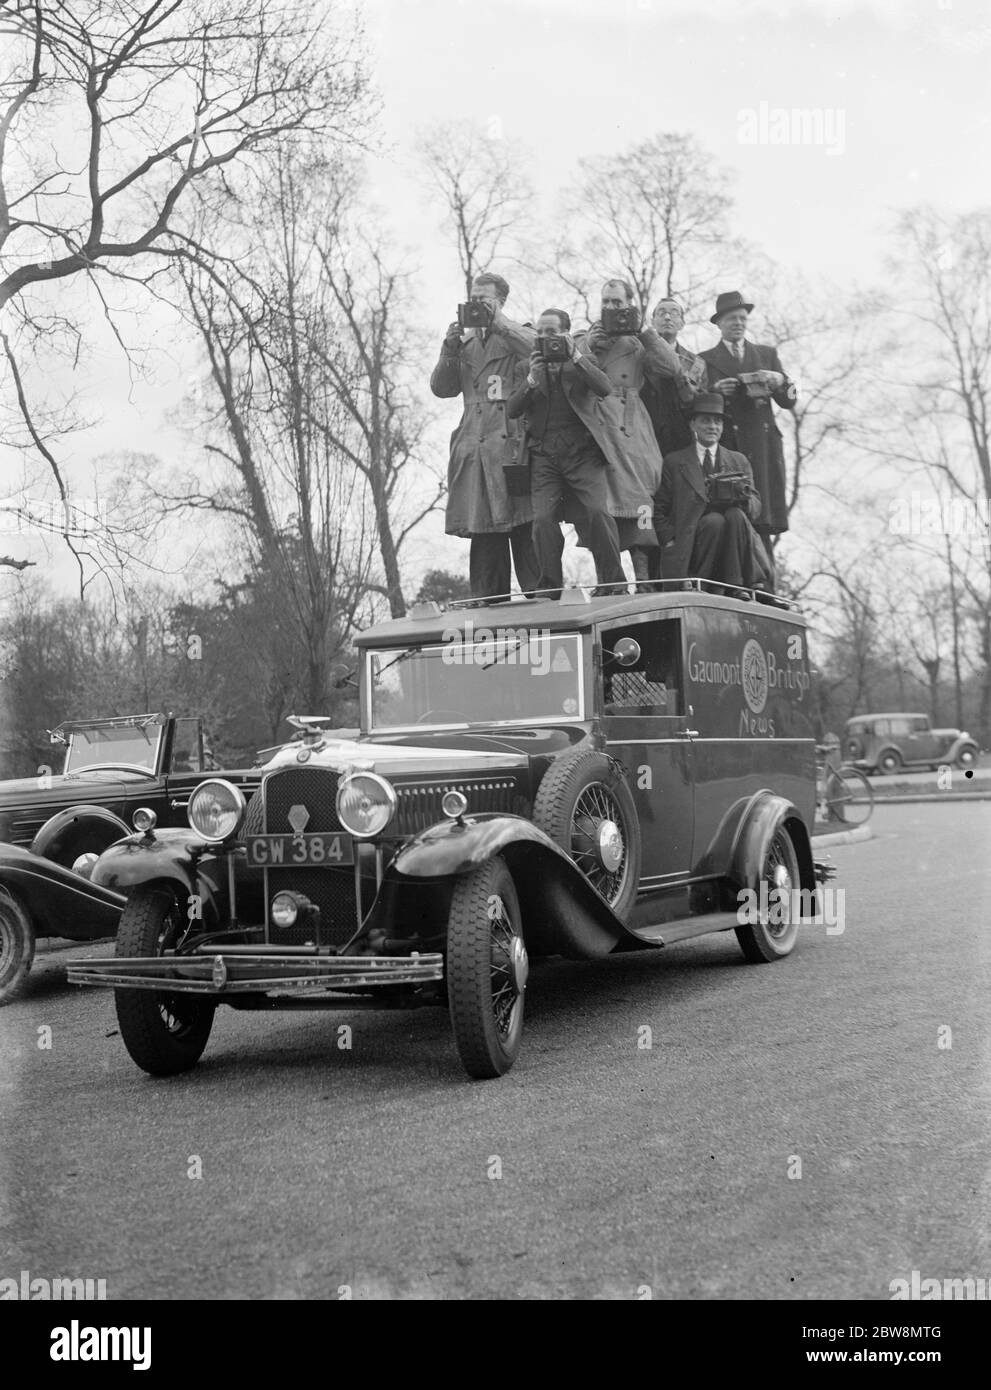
[{"xmin": 6, "ymin": 0, "xmax": 991, "ymax": 592}]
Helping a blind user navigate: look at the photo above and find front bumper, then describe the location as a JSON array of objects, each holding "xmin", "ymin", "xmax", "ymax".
[{"xmin": 67, "ymin": 950, "xmax": 444, "ymax": 996}]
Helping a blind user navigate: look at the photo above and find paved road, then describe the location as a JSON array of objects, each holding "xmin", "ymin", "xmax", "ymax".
[{"xmin": 1, "ymin": 802, "xmax": 988, "ymax": 1300}]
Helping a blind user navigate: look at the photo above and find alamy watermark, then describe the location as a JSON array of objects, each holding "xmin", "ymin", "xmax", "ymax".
[
  {"xmin": 0, "ymin": 1268, "xmax": 107, "ymax": 1299},
  {"xmin": 441, "ymin": 620, "xmax": 555, "ymax": 675},
  {"xmin": 890, "ymin": 1269, "xmax": 990, "ymax": 1300},
  {"xmin": 888, "ymin": 492, "xmax": 991, "ymax": 541},
  {"xmin": 737, "ymin": 883, "xmax": 845, "ymax": 935},
  {"xmin": 737, "ymin": 102, "xmax": 846, "ymax": 156}
]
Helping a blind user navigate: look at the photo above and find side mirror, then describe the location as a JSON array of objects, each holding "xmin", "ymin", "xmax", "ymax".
[
  {"xmin": 607, "ymin": 637, "xmax": 641, "ymax": 668},
  {"xmin": 329, "ymin": 662, "xmax": 357, "ymax": 690}
]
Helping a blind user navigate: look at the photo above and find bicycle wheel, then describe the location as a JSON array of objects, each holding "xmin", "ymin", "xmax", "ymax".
[{"xmin": 825, "ymin": 766, "xmax": 874, "ymax": 825}]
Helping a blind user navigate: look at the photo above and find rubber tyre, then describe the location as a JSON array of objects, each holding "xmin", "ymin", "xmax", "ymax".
[
  {"xmin": 877, "ymin": 749, "xmax": 902, "ymax": 775},
  {"xmin": 825, "ymin": 767, "xmax": 873, "ymax": 826},
  {"xmin": 0, "ymin": 889, "xmax": 35, "ymax": 1005},
  {"xmin": 447, "ymin": 856, "xmax": 526, "ymax": 1079},
  {"xmin": 531, "ymin": 750, "xmax": 640, "ymax": 919},
  {"xmin": 955, "ymin": 745, "xmax": 978, "ymax": 770},
  {"xmin": 114, "ymin": 886, "xmax": 215, "ymax": 1076},
  {"xmin": 735, "ymin": 823, "xmax": 802, "ymax": 964}
]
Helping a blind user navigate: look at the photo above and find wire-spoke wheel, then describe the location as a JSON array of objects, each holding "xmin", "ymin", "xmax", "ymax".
[
  {"xmin": 114, "ymin": 886, "xmax": 215, "ymax": 1076},
  {"xmin": 0, "ymin": 889, "xmax": 34, "ymax": 1005},
  {"xmin": 825, "ymin": 766, "xmax": 874, "ymax": 825},
  {"xmin": 447, "ymin": 856, "xmax": 527, "ymax": 1079},
  {"xmin": 532, "ymin": 751, "xmax": 641, "ymax": 919},
  {"xmin": 735, "ymin": 824, "xmax": 802, "ymax": 963}
]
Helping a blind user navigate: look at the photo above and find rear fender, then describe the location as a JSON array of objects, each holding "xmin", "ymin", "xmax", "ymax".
[
  {"xmin": 389, "ymin": 814, "xmax": 628, "ymax": 959},
  {"xmin": 91, "ymin": 831, "xmax": 227, "ymax": 929},
  {"xmin": 726, "ymin": 793, "xmax": 817, "ymax": 906},
  {"xmin": 30, "ymin": 805, "xmax": 130, "ymax": 863},
  {"xmin": 943, "ymin": 735, "xmax": 978, "ymax": 762}
]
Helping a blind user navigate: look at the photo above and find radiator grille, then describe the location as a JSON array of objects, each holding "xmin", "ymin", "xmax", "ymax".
[
  {"xmin": 394, "ymin": 779, "xmax": 518, "ymax": 834},
  {"xmin": 261, "ymin": 766, "xmax": 356, "ymax": 947}
]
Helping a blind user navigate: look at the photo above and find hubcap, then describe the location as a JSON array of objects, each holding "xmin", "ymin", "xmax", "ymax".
[{"xmin": 597, "ymin": 819, "xmax": 624, "ymax": 873}]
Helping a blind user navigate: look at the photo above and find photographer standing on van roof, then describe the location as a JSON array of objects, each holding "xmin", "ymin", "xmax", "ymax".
[
  {"xmin": 654, "ymin": 392, "xmax": 770, "ymax": 596},
  {"xmin": 642, "ymin": 297, "xmax": 709, "ymax": 458},
  {"xmin": 700, "ymin": 290, "xmax": 797, "ymax": 587},
  {"xmin": 507, "ymin": 309, "xmax": 625, "ymax": 601},
  {"xmin": 574, "ymin": 278, "xmax": 681, "ymax": 584},
  {"xmin": 431, "ymin": 272, "xmax": 539, "ymax": 603}
]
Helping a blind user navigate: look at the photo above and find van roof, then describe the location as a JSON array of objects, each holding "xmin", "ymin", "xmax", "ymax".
[{"xmin": 356, "ymin": 584, "xmax": 806, "ymax": 649}]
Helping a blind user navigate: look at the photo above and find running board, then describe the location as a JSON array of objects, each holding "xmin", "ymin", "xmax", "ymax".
[{"xmin": 628, "ymin": 911, "xmax": 741, "ymax": 947}]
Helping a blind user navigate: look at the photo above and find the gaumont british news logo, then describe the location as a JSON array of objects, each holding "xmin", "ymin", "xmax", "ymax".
[{"xmin": 687, "ymin": 632, "xmax": 809, "ymax": 737}]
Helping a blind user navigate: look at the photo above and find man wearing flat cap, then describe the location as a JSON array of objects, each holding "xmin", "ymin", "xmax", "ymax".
[
  {"xmin": 700, "ymin": 290, "xmax": 796, "ymax": 584},
  {"xmin": 654, "ymin": 392, "xmax": 770, "ymax": 593}
]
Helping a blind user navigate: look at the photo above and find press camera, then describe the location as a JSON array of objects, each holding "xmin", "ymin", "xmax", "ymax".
[
  {"xmin": 458, "ymin": 300, "xmax": 494, "ymax": 329},
  {"xmin": 601, "ymin": 306, "xmax": 641, "ymax": 336},
  {"xmin": 537, "ymin": 334, "xmax": 570, "ymax": 362}
]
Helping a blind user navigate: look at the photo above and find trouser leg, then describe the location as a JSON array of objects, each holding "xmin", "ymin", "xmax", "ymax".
[
  {"xmin": 509, "ymin": 523, "xmax": 540, "ymax": 598},
  {"xmin": 755, "ymin": 524, "xmax": 775, "ymax": 591},
  {"xmin": 689, "ymin": 512, "xmax": 724, "ymax": 580},
  {"xmin": 562, "ymin": 452, "xmax": 626, "ymax": 590},
  {"xmin": 468, "ymin": 533, "xmax": 511, "ymax": 603},
  {"xmin": 530, "ymin": 453, "xmax": 567, "ymax": 599},
  {"xmin": 716, "ymin": 508, "xmax": 751, "ymax": 589}
]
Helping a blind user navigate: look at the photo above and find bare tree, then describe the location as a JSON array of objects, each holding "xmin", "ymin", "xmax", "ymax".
[
  {"xmin": 0, "ymin": 0, "xmax": 371, "ymax": 590},
  {"xmin": 414, "ymin": 120, "xmax": 534, "ymax": 295},
  {"xmin": 549, "ymin": 132, "xmax": 735, "ymax": 323}
]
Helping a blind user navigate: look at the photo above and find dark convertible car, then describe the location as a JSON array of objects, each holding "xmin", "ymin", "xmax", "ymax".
[
  {"xmin": 0, "ymin": 713, "xmax": 259, "ymax": 1003},
  {"xmin": 70, "ymin": 583, "xmax": 834, "ymax": 1079}
]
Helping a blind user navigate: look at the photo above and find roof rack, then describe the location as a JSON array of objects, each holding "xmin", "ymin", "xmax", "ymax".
[{"xmin": 444, "ymin": 579, "xmax": 796, "ymax": 611}]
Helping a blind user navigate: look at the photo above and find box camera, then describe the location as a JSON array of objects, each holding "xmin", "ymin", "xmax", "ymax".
[
  {"xmin": 457, "ymin": 300, "xmax": 494, "ymax": 329},
  {"xmin": 738, "ymin": 371, "xmax": 771, "ymax": 400},
  {"xmin": 706, "ymin": 473, "xmax": 747, "ymax": 509},
  {"xmin": 537, "ymin": 334, "xmax": 569, "ymax": 362},
  {"xmin": 601, "ymin": 306, "xmax": 641, "ymax": 336}
]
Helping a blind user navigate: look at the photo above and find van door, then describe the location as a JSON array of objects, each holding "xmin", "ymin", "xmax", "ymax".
[{"xmin": 599, "ymin": 615, "xmax": 695, "ymax": 884}]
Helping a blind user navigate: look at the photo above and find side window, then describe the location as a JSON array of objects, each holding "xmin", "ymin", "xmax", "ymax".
[
  {"xmin": 889, "ymin": 718, "xmax": 911, "ymax": 737},
  {"xmin": 910, "ymin": 716, "xmax": 929, "ymax": 733},
  {"xmin": 602, "ymin": 620, "xmax": 682, "ymax": 716},
  {"xmin": 874, "ymin": 720, "xmax": 889, "ymax": 737},
  {"xmin": 170, "ymin": 719, "xmax": 202, "ymax": 773}
]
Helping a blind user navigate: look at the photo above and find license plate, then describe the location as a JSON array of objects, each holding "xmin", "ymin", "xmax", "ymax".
[{"xmin": 246, "ymin": 833, "xmax": 354, "ymax": 867}]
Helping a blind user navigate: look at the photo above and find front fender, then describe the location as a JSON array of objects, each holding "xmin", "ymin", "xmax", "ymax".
[
  {"xmin": 31, "ymin": 804, "xmax": 131, "ymax": 862},
  {"xmin": 944, "ymin": 734, "xmax": 978, "ymax": 761},
  {"xmin": 391, "ymin": 814, "xmax": 630, "ymax": 959},
  {"xmin": 91, "ymin": 830, "xmax": 227, "ymax": 927}
]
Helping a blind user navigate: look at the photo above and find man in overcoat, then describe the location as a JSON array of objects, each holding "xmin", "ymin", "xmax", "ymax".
[
  {"xmin": 507, "ymin": 309, "xmax": 625, "ymax": 600},
  {"xmin": 699, "ymin": 290, "xmax": 796, "ymax": 579},
  {"xmin": 430, "ymin": 271, "xmax": 539, "ymax": 602},
  {"xmin": 575, "ymin": 278, "xmax": 681, "ymax": 580},
  {"xmin": 642, "ymin": 297, "xmax": 708, "ymax": 458},
  {"xmin": 654, "ymin": 393, "xmax": 770, "ymax": 593}
]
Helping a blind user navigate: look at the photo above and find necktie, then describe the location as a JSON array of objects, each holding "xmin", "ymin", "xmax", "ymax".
[
  {"xmin": 704, "ymin": 448, "xmax": 716, "ymax": 476},
  {"xmin": 733, "ymin": 341, "xmax": 744, "ymax": 361}
]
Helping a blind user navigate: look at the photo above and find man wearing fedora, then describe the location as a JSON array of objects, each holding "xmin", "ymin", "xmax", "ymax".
[
  {"xmin": 653, "ymin": 392, "xmax": 770, "ymax": 594},
  {"xmin": 700, "ymin": 290, "xmax": 796, "ymax": 585}
]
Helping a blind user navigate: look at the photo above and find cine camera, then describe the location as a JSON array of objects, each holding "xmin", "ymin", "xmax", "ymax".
[
  {"xmin": 601, "ymin": 306, "xmax": 641, "ymax": 336},
  {"xmin": 457, "ymin": 300, "xmax": 494, "ymax": 329},
  {"xmin": 536, "ymin": 334, "xmax": 570, "ymax": 362}
]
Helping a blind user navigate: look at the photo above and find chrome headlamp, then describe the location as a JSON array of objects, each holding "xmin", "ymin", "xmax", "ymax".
[
  {"xmin": 188, "ymin": 779, "xmax": 246, "ymax": 842},
  {"xmin": 336, "ymin": 771, "xmax": 396, "ymax": 838}
]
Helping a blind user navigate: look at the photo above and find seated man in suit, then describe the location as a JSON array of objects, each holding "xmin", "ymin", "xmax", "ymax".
[
  {"xmin": 653, "ymin": 393, "xmax": 770, "ymax": 596},
  {"xmin": 507, "ymin": 309, "xmax": 626, "ymax": 600}
]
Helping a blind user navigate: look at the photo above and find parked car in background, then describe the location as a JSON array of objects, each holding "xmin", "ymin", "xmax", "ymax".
[
  {"xmin": 844, "ymin": 713, "xmax": 980, "ymax": 775},
  {"xmin": 71, "ymin": 582, "xmax": 834, "ymax": 1081},
  {"xmin": 0, "ymin": 713, "xmax": 259, "ymax": 873},
  {"xmin": 0, "ymin": 847, "xmax": 124, "ymax": 1003}
]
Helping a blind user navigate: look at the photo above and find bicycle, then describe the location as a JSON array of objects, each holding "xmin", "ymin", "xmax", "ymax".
[{"xmin": 816, "ymin": 742, "xmax": 874, "ymax": 826}]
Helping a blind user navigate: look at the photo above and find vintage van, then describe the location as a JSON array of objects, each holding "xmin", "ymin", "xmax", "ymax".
[{"xmin": 70, "ymin": 582, "xmax": 831, "ymax": 1080}]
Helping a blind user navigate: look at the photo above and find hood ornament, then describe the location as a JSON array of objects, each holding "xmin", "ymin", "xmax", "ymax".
[{"xmin": 288, "ymin": 804, "xmax": 310, "ymax": 835}]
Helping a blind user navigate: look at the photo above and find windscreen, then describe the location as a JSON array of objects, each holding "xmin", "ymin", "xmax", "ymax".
[
  {"xmin": 65, "ymin": 724, "xmax": 161, "ymax": 773},
  {"xmin": 366, "ymin": 633, "xmax": 585, "ymax": 731}
]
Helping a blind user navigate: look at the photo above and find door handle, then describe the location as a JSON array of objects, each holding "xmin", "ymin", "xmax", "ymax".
[
  {"xmin": 170, "ymin": 798, "xmax": 190, "ymax": 809},
  {"xmin": 679, "ymin": 729, "xmax": 700, "ymax": 738}
]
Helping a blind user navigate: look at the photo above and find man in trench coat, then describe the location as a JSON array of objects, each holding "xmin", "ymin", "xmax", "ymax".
[
  {"xmin": 573, "ymin": 278, "xmax": 681, "ymax": 580},
  {"xmin": 699, "ymin": 290, "xmax": 797, "ymax": 580},
  {"xmin": 430, "ymin": 271, "xmax": 539, "ymax": 602}
]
